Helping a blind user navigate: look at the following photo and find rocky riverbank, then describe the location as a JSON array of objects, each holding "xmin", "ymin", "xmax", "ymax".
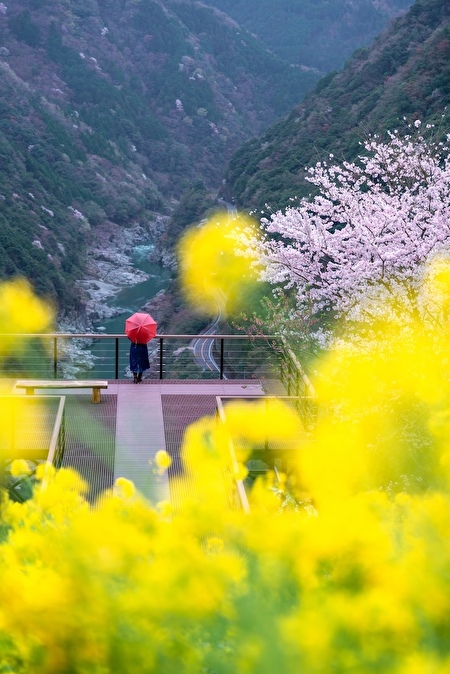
[
  {"xmin": 55, "ymin": 215, "xmax": 174, "ymax": 376},
  {"xmin": 71, "ymin": 216, "xmax": 171, "ymax": 327}
]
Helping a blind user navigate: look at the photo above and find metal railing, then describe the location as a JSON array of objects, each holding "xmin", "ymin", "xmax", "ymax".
[
  {"xmin": 278, "ymin": 340, "xmax": 317, "ymax": 429},
  {"xmin": 0, "ymin": 333, "xmax": 285, "ymax": 382},
  {"xmin": 216, "ymin": 394, "xmax": 317, "ymax": 513},
  {"xmin": 216, "ymin": 395, "xmax": 251, "ymax": 514},
  {"xmin": 2, "ymin": 395, "xmax": 66, "ymax": 503}
]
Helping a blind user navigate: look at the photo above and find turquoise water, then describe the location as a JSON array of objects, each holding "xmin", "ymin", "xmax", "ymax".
[
  {"xmin": 95, "ymin": 245, "xmax": 171, "ymax": 333},
  {"xmin": 87, "ymin": 244, "xmax": 171, "ymax": 378}
]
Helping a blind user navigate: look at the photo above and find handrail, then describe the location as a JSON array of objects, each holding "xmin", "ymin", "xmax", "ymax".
[
  {"xmin": 216, "ymin": 393, "xmax": 317, "ymax": 513},
  {"xmin": 277, "ymin": 336, "xmax": 316, "ymax": 400},
  {"xmin": 2, "ymin": 395, "xmax": 66, "ymax": 504},
  {"xmin": 216, "ymin": 396, "xmax": 251, "ymax": 514},
  {"xmin": 1, "ymin": 333, "xmax": 311, "ymax": 389},
  {"xmin": 282, "ymin": 343, "xmax": 316, "ymax": 398},
  {"xmin": 46, "ymin": 395, "xmax": 66, "ymax": 468},
  {"xmin": 0, "ymin": 333, "xmax": 284, "ymax": 381},
  {"xmin": 0, "ymin": 333, "xmax": 280, "ymax": 339}
]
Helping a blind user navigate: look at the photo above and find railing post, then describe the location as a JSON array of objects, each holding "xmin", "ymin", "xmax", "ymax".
[
  {"xmin": 220, "ymin": 338, "xmax": 224, "ymax": 380},
  {"xmin": 115, "ymin": 338, "xmax": 119, "ymax": 379},
  {"xmin": 53, "ymin": 337, "xmax": 57, "ymax": 379},
  {"xmin": 286, "ymin": 357, "xmax": 292, "ymax": 396},
  {"xmin": 265, "ymin": 397, "xmax": 269, "ymax": 454},
  {"xmin": 0, "ymin": 332, "xmax": 290, "ymax": 384}
]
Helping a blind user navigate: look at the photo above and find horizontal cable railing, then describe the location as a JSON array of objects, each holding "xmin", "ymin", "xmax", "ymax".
[
  {"xmin": 278, "ymin": 338, "xmax": 317, "ymax": 429},
  {"xmin": 0, "ymin": 333, "xmax": 285, "ymax": 382},
  {"xmin": 216, "ymin": 394, "xmax": 317, "ymax": 512}
]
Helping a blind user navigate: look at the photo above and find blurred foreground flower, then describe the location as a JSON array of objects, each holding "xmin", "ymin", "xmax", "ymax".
[
  {"xmin": 178, "ymin": 211, "xmax": 261, "ymax": 317},
  {"xmin": 9, "ymin": 459, "xmax": 31, "ymax": 477},
  {"xmin": 2, "ymin": 262, "xmax": 450, "ymax": 672},
  {"xmin": 0, "ymin": 279, "xmax": 54, "ymax": 474},
  {"xmin": 299, "ymin": 256, "xmax": 450, "ymax": 509},
  {"xmin": 114, "ymin": 476, "xmax": 136, "ymax": 499},
  {"xmin": 154, "ymin": 449, "xmax": 172, "ymax": 471},
  {"xmin": 0, "ymin": 277, "xmax": 54, "ymax": 357},
  {"xmin": 0, "ymin": 277, "xmax": 53, "ymax": 333}
]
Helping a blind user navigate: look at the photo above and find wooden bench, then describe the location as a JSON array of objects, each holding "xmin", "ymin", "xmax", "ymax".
[{"xmin": 15, "ymin": 379, "xmax": 108, "ymax": 404}]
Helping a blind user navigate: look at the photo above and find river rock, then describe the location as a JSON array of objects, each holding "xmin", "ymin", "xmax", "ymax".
[{"xmin": 74, "ymin": 219, "xmax": 165, "ymax": 321}]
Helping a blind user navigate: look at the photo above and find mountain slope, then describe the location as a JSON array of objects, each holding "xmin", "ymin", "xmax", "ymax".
[
  {"xmin": 0, "ymin": 0, "xmax": 317, "ymax": 308},
  {"xmin": 223, "ymin": 0, "xmax": 450, "ymax": 214},
  {"xmin": 202, "ymin": 0, "xmax": 413, "ymax": 71}
]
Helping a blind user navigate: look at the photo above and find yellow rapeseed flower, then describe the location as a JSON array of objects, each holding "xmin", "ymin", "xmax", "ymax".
[
  {"xmin": 0, "ymin": 278, "xmax": 54, "ymax": 357},
  {"xmin": 421, "ymin": 254, "xmax": 450, "ymax": 315},
  {"xmin": 9, "ymin": 459, "xmax": 31, "ymax": 477},
  {"xmin": 177, "ymin": 211, "xmax": 261, "ymax": 317},
  {"xmin": 156, "ymin": 500, "xmax": 173, "ymax": 518},
  {"xmin": 222, "ymin": 398, "xmax": 306, "ymax": 449},
  {"xmin": 205, "ymin": 536, "xmax": 225, "ymax": 555},
  {"xmin": 35, "ymin": 461, "xmax": 55, "ymax": 481},
  {"xmin": 114, "ymin": 477, "xmax": 136, "ymax": 499},
  {"xmin": 154, "ymin": 449, "xmax": 172, "ymax": 470},
  {"xmin": 0, "ymin": 277, "xmax": 53, "ymax": 333},
  {"xmin": 2, "ymin": 260, "xmax": 450, "ymax": 673}
]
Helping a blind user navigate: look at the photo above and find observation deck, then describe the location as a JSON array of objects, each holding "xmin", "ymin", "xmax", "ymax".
[
  {"xmin": 5, "ymin": 333, "xmax": 311, "ymax": 505},
  {"xmin": 10, "ymin": 378, "xmax": 284, "ymax": 504}
]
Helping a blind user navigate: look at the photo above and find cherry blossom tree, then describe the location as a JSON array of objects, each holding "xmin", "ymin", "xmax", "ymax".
[{"xmin": 256, "ymin": 123, "xmax": 450, "ymax": 343}]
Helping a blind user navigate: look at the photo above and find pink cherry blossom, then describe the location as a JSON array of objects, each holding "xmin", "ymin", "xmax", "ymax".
[{"xmin": 255, "ymin": 126, "xmax": 450, "ymax": 343}]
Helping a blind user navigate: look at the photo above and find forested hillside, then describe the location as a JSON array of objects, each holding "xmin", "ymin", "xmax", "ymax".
[
  {"xmin": 223, "ymin": 0, "xmax": 450, "ymax": 214},
  {"xmin": 1, "ymin": 0, "xmax": 445, "ymax": 313},
  {"xmin": 0, "ymin": 0, "xmax": 317, "ymax": 308},
  {"xmin": 203, "ymin": 0, "xmax": 413, "ymax": 71}
]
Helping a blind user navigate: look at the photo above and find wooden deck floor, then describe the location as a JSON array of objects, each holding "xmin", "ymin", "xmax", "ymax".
[
  {"xmin": 111, "ymin": 379, "xmax": 265, "ymax": 501},
  {"xmin": 13, "ymin": 379, "xmax": 269, "ymax": 503}
]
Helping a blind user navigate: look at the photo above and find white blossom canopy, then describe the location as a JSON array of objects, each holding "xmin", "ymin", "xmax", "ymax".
[{"xmin": 256, "ymin": 125, "xmax": 450, "ymax": 338}]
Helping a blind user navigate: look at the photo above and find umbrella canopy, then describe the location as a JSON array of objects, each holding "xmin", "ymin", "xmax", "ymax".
[{"xmin": 125, "ymin": 312, "xmax": 157, "ymax": 344}]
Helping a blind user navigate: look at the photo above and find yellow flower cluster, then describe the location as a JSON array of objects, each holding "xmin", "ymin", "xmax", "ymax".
[
  {"xmin": 177, "ymin": 211, "xmax": 261, "ymax": 317},
  {"xmin": 154, "ymin": 449, "xmax": 172, "ymax": 471},
  {"xmin": 9, "ymin": 460, "xmax": 31, "ymax": 477},
  {"xmin": 0, "ymin": 278, "xmax": 55, "ymax": 475},
  {"xmin": 1, "ymin": 263, "xmax": 450, "ymax": 672},
  {"xmin": 0, "ymin": 277, "xmax": 53, "ymax": 359}
]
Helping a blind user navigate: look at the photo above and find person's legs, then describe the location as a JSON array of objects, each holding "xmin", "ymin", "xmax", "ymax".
[
  {"xmin": 133, "ymin": 372, "xmax": 138, "ymax": 383},
  {"xmin": 137, "ymin": 372, "xmax": 142, "ymax": 383}
]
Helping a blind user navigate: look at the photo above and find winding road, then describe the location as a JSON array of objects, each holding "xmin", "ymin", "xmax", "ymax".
[
  {"xmin": 191, "ymin": 311, "xmax": 226, "ymax": 377},
  {"xmin": 190, "ymin": 201, "xmax": 237, "ymax": 376}
]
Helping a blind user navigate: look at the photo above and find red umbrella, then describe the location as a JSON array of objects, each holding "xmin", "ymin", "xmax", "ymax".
[{"xmin": 125, "ymin": 312, "xmax": 157, "ymax": 344}]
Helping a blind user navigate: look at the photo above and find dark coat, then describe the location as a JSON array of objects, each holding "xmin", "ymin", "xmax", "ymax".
[{"xmin": 129, "ymin": 342, "xmax": 150, "ymax": 373}]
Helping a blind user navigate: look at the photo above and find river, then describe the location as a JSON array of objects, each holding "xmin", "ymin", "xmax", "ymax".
[
  {"xmin": 94, "ymin": 245, "xmax": 170, "ymax": 331},
  {"xmin": 86, "ymin": 244, "xmax": 171, "ymax": 378}
]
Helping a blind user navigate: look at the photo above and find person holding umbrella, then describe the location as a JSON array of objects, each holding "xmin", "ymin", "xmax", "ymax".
[
  {"xmin": 129, "ymin": 342, "xmax": 150, "ymax": 383},
  {"xmin": 125, "ymin": 312, "xmax": 157, "ymax": 384}
]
